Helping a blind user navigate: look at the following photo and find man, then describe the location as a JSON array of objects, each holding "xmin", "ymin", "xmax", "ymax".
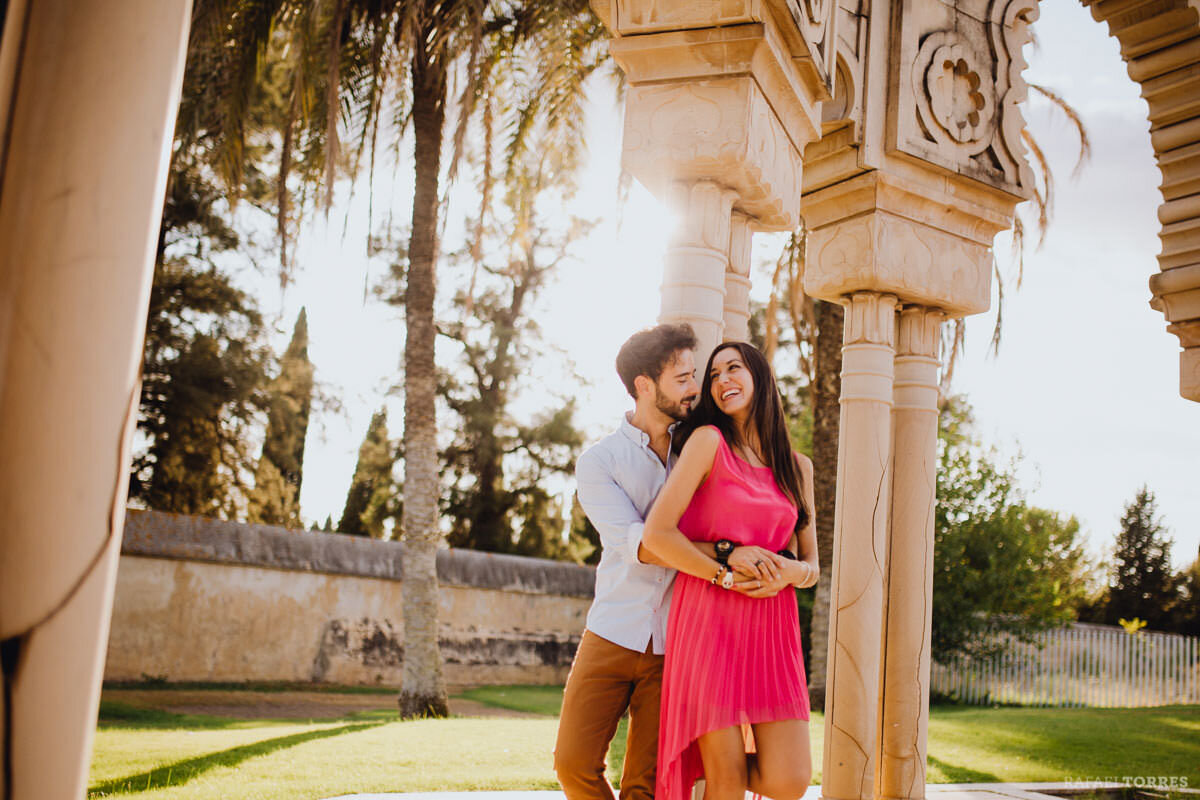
[{"xmin": 554, "ymin": 322, "xmax": 700, "ymax": 800}]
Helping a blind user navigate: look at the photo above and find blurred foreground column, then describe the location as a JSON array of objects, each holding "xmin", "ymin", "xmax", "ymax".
[
  {"xmin": 0, "ymin": 1, "xmax": 192, "ymax": 797},
  {"xmin": 591, "ymin": 0, "xmax": 836, "ymax": 363}
]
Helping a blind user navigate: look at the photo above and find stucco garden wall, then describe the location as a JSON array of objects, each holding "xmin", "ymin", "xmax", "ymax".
[{"xmin": 104, "ymin": 509, "xmax": 595, "ymax": 688}]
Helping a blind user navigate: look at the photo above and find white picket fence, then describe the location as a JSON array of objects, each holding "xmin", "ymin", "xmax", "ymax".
[{"xmin": 930, "ymin": 622, "xmax": 1200, "ymax": 707}]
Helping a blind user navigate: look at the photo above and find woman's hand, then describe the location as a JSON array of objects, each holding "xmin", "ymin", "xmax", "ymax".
[
  {"xmin": 731, "ymin": 572, "xmax": 786, "ymax": 598},
  {"xmin": 731, "ymin": 558, "xmax": 818, "ymax": 597},
  {"xmin": 727, "ymin": 545, "xmax": 786, "ymax": 582},
  {"xmin": 786, "ymin": 559, "xmax": 819, "ymax": 589}
]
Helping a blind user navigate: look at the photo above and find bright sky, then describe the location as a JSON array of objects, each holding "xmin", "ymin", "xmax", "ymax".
[{"xmin": 257, "ymin": 1, "xmax": 1197, "ymax": 569}]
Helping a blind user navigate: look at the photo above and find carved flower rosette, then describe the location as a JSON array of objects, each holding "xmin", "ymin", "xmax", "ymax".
[{"xmin": 912, "ymin": 32, "xmax": 997, "ymax": 158}]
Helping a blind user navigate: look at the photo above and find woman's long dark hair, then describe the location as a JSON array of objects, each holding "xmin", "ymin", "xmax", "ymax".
[{"xmin": 674, "ymin": 341, "xmax": 810, "ymax": 529}]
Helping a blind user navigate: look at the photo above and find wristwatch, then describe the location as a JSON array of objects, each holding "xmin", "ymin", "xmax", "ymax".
[{"xmin": 714, "ymin": 539, "xmax": 735, "ymax": 566}]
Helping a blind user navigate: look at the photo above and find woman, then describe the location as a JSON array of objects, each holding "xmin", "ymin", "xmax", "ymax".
[{"xmin": 642, "ymin": 341, "xmax": 819, "ymax": 800}]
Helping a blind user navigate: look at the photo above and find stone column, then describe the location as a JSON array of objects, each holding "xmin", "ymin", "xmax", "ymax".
[
  {"xmin": 876, "ymin": 305, "xmax": 945, "ymax": 800},
  {"xmin": 821, "ymin": 291, "xmax": 898, "ymax": 800},
  {"xmin": 659, "ymin": 180, "xmax": 738, "ymax": 363},
  {"xmin": 723, "ymin": 212, "xmax": 754, "ymax": 344},
  {"xmin": 0, "ymin": 0, "xmax": 192, "ymax": 797}
]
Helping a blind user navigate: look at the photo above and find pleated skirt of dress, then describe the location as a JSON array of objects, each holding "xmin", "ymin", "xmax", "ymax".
[{"xmin": 656, "ymin": 573, "xmax": 811, "ymax": 800}]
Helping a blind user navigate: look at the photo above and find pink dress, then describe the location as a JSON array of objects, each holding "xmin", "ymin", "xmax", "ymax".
[{"xmin": 656, "ymin": 428, "xmax": 810, "ymax": 800}]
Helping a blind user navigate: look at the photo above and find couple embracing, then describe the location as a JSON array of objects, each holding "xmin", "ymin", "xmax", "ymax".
[{"xmin": 555, "ymin": 323, "xmax": 819, "ymax": 800}]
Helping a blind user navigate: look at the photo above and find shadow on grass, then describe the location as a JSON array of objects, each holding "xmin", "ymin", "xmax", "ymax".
[
  {"xmin": 927, "ymin": 754, "xmax": 1001, "ymax": 784},
  {"xmin": 88, "ymin": 721, "xmax": 381, "ymax": 796},
  {"xmin": 98, "ymin": 701, "xmax": 395, "ymax": 730},
  {"xmin": 98, "ymin": 701, "xmax": 251, "ymax": 730},
  {"xmin": 103, "ymin": 680, "xmax": 396, "ymax": 695}
]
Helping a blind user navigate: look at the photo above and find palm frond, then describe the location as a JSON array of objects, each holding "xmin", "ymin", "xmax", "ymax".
[
  {"xmin": 1029, "ymin": 82, "xmax": 1091, "ymax": 178},
  {"xmin": 988, "ymin": 256, "xmax": 1005, "ymax": 357},
  {"xmin": 322, "ymin": 0, "xmax": 350, "ymax": 214},
  {"xmin": 938, "ymin": 318, "xmax": 965, "ymax": 402},
  {"xmin": 446, "ymin": 1, "xmax": 488, "ymax": 188},
  {"xmin": 1020, "ymin": 126, "xmax": 1052, "ymax": 249}
]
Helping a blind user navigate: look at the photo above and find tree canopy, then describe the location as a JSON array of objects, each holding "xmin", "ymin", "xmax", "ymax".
[{"xmin": 932, "ymin": 396, "xmax": 1093, "ymax": 664}]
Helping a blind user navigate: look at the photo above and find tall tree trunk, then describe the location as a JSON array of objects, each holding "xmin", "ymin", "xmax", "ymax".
[
  {"xmin": 472, "ymin": 418, "xmax": 507, "ymax": 550},
  {"xmin": 807, "ymin": 298, "xmax": 843, "ymax": 711},
  {"xmin": 467, "ymin": 277, "xmax": 529, "ymax": 551},
  {"xmin": 398, "ymin": 34, "xmax": 450, "ymax": 719}
]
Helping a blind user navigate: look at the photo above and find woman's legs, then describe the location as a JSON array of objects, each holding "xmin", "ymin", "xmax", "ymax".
[
  {"xmin": 696, "ymin": 726, "xmax": 748, "ymax": 800},
  {"xmin": 747, "ymin": 719, "xmax": 813, "ymax": 800}
]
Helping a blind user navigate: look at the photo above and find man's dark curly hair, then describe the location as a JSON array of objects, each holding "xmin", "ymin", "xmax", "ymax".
[{"xmin": 615, "ymin": 323, "xmax": 698, "ymax": 398}]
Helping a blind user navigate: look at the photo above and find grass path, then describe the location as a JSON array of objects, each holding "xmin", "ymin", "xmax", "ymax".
[{"xmin": 89, "ymin": 686, "xmax": 1200, "ymax": 799}]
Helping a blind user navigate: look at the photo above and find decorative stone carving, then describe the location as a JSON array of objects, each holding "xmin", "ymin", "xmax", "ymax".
[
  {"xmin": 891, "ymin": 305, "xmax": 944, "ymax": 415},
  {"xmin": 915, "ymin": 33, "xmax": 995, "ymax": 151},
  {"xmin": 623, "ymin": 78, "xmax": 804, "ymax": 230},
  {"xmin": 800, "ymin": 166, "xmax": 1015, "ymax": 314},
  {"xmin": 885, "ymin": 0, "xmax": 1038, "ymax": 199},
  {"xmin": 1150, "ymin": 262, "xmax": 1200, "ymax": 322},
  {"xmin": 611, "ymin": 0, "xmax": 758, "ymax": 35},
  {"xmin": 609, "ymin": 0, "xmax": 837, "ymax": 96},
  {"xmin": 803, "ymin": 0, "xmax": 866, "ymax": 193},
  {"xmin": 785, "ymin": 0, "xmax": 839, "ymax": 95},
  {"xmin": 844, "ymin": 290, "xmax": 898, "ymax": 347},
  {"xmin": 805, "ymin": 210, "xmax": 990, "ymax": 315},
  {"xmin": 990, "ymin": 0, "xmax": 1039, "ymax": 191}
]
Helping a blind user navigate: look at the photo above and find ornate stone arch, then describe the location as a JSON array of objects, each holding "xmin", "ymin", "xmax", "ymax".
[{"xmin": 1085, "ymin": 0, "xmax": 1200, "ymax": 401}]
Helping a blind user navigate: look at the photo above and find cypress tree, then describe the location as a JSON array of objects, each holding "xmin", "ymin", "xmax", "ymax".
[
  {"xmin": 338, "ymin": 408, "xmax": 398, "ymax": 538},
  {"xmin": 1105, "ymin": 486, "xmax": 1177, "ymax": 630},
  {"xmin": 247, "ymin": 309, "xmax": 314, "ymax": 528}
]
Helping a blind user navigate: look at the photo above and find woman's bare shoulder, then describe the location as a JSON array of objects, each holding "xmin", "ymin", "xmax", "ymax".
[
  {"xmin": 793, "ymin": 450, "xmax": 814, "ymax": 474},
  {"xmin": 684, "ymin": 425, "xmax": 723, "ymax": 451}
]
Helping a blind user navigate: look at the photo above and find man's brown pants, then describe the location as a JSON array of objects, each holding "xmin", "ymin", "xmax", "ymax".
[{"xmin": 554, "ymin": 630, "xmax": 664, "ymax": 800}]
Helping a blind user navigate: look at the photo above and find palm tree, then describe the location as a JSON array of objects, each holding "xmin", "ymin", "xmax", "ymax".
[{"xmin": 182, "ymin": 0, "xmax": 604, "ymax": 717}]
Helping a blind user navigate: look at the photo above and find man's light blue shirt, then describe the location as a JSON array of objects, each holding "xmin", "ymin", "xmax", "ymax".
[{"xmin": 575, "ymin": 412, "xmax": 677, "ymax": 655}]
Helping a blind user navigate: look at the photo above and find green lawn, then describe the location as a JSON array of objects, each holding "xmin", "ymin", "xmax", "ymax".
[{"xmin": 88, "ymin": 686, "xmax": 1200, "ymax": 800}]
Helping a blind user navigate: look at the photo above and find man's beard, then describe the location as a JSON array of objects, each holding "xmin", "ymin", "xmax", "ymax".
[{"xmin": 655, "ymin": 385, "xmax": 696, "ymax": 422}]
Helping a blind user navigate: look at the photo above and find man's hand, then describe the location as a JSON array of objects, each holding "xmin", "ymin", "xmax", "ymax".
[{"xmin": 728, "ymin": 545, "xmax": 786, "ymax": 582}]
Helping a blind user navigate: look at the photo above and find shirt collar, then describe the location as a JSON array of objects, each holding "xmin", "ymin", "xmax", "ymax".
[
  {"xmin": 620, "ymin": 411, "xmax": 679, "ymax": 453},
  {"xmin": 620, "ymin": 411, "xmax": 649, "ymax": 446}
]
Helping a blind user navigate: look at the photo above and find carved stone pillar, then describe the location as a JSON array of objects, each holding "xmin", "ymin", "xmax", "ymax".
[
  {"xmin": 799, "ymin": 2, "xmax": 1038, "ymax": 799},
  {"xmin": 592, "ymin": 1, "xmax": 834, "ymax": 359},
  {"xmin": 659, "ymin": 181, "xmax": 738, "ymax": 361},
  {"xmin": 723, "ymin": 212, "xmax": 754, "ymax": 343},
  {"xmin": 0, "ymin": 1, "xmax": 192, "ymax": 797},
  {"xmin": 821, "ymin": 290, "xmax": 897, "ymax": 800},
  {"xmin": 877, "ymin": 305, "xmax": 945, "ymax": 800}
]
